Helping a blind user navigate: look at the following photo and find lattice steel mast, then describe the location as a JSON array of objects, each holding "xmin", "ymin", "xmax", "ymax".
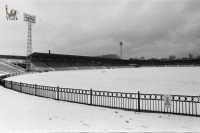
[{"xmin": 24, "ymin": 13, "xmax": 36, "ymax": 56}]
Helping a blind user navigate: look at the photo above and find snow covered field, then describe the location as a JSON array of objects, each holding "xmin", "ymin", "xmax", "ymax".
[
  {"xmin": 6, "ymin": 67, "xmax": 200, "ymax": 96},
  {"xmin": 1, "ymin": 67, "xmax": 200, "ymax": 132}
]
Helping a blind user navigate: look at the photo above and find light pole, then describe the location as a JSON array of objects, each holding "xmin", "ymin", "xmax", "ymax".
[
  {"xmin": 120, "ymin": 42, "xmax": 123, "ymax": 59},
  {"xmin": 24, "ymin": 13, "xmax": 36, "ymax": 56}
]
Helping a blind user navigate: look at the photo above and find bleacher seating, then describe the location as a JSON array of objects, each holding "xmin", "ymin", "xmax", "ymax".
[
  {"xmin": 2, "ymin": 52, "xmax": 200, "ymax": 74},
  {"xmin": 0, "ymin": 60, "xmax": 26, "ymax": 74},
  {"xmin": 31, "ymin": 61, "xmax": 53, "ymax": 71},
  {"xmin": 28, "ymin": 52, "xmax": 134, "ymax": 71},
  {"xmin": 1, "ymin": 60, "xmax": 26, "ymax": 72},
  {"xmin": 28, "ymin": 52, "xmax": 200, "ymax": 71}
]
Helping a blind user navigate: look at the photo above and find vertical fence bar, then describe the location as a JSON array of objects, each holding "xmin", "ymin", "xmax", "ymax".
[
  {"xmin": 192, "ymin": 97, "xmax": 194, "ymax": 115},
  {"xmin": 138, "ymin": 91, "xmax": 140, "ymax": 112},
  {"xmin": 90, "ymin": 88, "xmax": 93, "ymax": 105},
  {"xmin": 11, "ymin": 80, "xmax": 12, "ymax": 89},
  {"xmin": 3, "ymin": 80, "xmax": 5, "ymax": 87},
  {"xmin": 195, "ymin": 103, "xmax": 197, "ymax": 117},
  {"xmin": 57, "ymin": 86, "xmax": 59, "ymax": 100},
  {"xmin": 20, "ymin": 82, "xmax": 22, "ymax": 92},
  {"xmin": 35, "ymin": 84, "xmax": 37, "ymax": 96}
]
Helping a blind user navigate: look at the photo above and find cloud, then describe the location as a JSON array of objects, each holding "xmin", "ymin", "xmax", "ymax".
[{"xmin": 1, "ymin": 0, "xmax": 200, "ymax": 59}]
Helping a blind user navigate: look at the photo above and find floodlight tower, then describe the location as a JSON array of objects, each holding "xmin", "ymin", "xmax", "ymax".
[
  {"xmin": 120, "ymin": 42, "xmax": 123, "ymax": 59},
  {"xmin": 24, "ymin": 13, "xmax": 36, "ymax": 56}
]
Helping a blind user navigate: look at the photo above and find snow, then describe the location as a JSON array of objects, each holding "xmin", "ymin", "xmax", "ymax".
[{"xmin": 1, "ymin": 67, "xmax": 200, "ymax": 132}]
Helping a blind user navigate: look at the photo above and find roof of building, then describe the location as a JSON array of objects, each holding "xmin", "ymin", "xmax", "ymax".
[{"xmin": 29, "ymin": 52, "xmax": 129, "ymax": 61}]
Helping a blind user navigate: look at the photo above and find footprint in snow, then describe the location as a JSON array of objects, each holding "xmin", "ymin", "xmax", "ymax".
[
  {"xmin": 126, "ymin": 128, "xmax": 134, "ymax": 130},
  {"xmin": 101, "ymin": 108, "xmax": 106, "ymax": 111},
  {"xmin": 54, "ymin": 116, "xmax": 59, "ymax": 118},
  {"xmin": 141, "ymin": 126, "xmax": 148, "ymax": 128},
  {"xmin": 99, "ymin": 129, "xmax": 107, "ymax": 131},
  {"xmin": 27, "ymin": 111, "xmax": 32, "ymax": 113},
  {"xmin": 135, "ymin": 112, "xmax": 140, "ymax": 115},
  {"xmin": 114, "ymin": 111, "xmax": 118, "ymax": 114},
  {"xmin": 62, "ymin": 118, "xmax": 66, "ymax": 120},
  {"xmin": 80, "ymin": 121, "xmax": 90, "ymax": 127},
  {"xmin": 83, "ymin": 123, "xmax": 90, "ymax": 127},
  {"xmin": 182, "ymin": 126, "xmax": 192, "ymax": 130},
  {"xmin": 125, "ymin": 120, "xmax": 129, "ymax": 123}
]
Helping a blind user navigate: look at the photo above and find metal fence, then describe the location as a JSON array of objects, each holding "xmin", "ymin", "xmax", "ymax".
[
  {"xmin": 0, "ymin": 71, "xmax": 39, "ymax": 79},
  {"xmin": 0, "ymin": 79, "xmax": 199, "ymax": 117}
]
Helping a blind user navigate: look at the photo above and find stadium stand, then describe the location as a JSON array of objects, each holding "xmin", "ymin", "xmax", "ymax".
[
  {"xmin": 1, "ymin": 52, "xmax": 200, "ymax": 74},
  {"xmin": 0, "ymin": 55, "xmax": 27, "ymax": 74},
  {"xmin": 0, "ymin": 60, "xmax": 26, "ymax": 74},
  {"xmin": 0, "ymin": 59, "xmax": 26, "ymax": 71},
  {"xmin": 28, "ymin": 52, "xmax": 133, "ymax": 71},
  {"xmin": 31, "ymin": 60, "xmax": 54, "ymax": 71}
]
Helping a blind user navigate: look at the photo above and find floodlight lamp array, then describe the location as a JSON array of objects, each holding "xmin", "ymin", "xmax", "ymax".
[{"xmin": 23, "ymin": 13, "xmax": 36, "ymax": 23}]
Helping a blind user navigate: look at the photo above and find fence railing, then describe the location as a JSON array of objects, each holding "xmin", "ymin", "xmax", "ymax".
[
  {"xmin": 0, "ymin": 71, "xmax": 40, "ymax": 79},
  {"xmin": 0, "ymin": 79, "xmax": 199, "ymax": 117}
]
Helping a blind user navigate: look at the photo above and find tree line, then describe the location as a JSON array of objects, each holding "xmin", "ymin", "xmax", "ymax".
[{"xmin": 130, "ymin": 54, "xmax": 200, "ymax": 60}]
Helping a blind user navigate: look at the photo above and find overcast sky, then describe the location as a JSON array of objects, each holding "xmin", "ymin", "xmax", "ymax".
[{"xmin": 1, "ymin": 0, "xmax": 200, "ymax": 59}]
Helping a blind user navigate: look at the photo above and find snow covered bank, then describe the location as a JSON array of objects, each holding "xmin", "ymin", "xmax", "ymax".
[{"xmin": 1, "ymin": 86, "xmax": 200, "ymax": 132}]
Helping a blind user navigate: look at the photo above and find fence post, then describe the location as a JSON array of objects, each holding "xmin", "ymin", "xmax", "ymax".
[
  {"xmin": 57, "ymin": 86, "xmax": 59, "ymax": 100},
  {"xmin": 11, "ymin": 80, "xmax": 12, "ymax": 89},
  {"xmin": 3, "ymin": 80, "xmax": 5, "ymax": 87},
  {"xmin": 35, "ymin": 84, "xmax": 37, "ymax": 96},
  {"xmin": 20, "ymin": 82, "xmax": 22, "ymax": 92},
  {"xmin": 90, "ymin": 88, "xmax": 93, "ymax": 105},
  {"xmin": 138, "ymin": 91, "xmax": 141, "ymax": 112}
]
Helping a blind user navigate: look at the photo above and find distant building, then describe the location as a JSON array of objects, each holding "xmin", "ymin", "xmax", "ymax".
[{"xmin": 97, "ymin": 54, "xmax": 120, "ymax": 59}]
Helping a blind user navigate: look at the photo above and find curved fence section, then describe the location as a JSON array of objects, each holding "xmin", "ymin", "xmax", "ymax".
[
  {"xmin": 91, "ymin": 90, "xmax": 139, "ymax": 111},
  {"xmin": 139, "ymin": 93, "xmax": 199, "ymax": 116},
  {"xmin": 59, "ymin": 88, "xmax": 90, "ymax": 104},
  {"xmin": 0, "ymin": 73, "xmax": 200, "ymax": 117}
]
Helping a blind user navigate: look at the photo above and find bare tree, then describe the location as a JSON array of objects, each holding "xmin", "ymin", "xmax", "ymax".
[
  {"xmin": 169, "ymin": 55, "xmax": 176, "ymax": 60},
  {"xmin": 196, "ymin": 55, "xmax": 200, "ymax": 59},
  {"xmin": 189, "ymin": 53, "xmax": 193, "ymax": 59},
  {"xmin": 140, "ymin": 56, "xmax": 145, "ymax": 60}
]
